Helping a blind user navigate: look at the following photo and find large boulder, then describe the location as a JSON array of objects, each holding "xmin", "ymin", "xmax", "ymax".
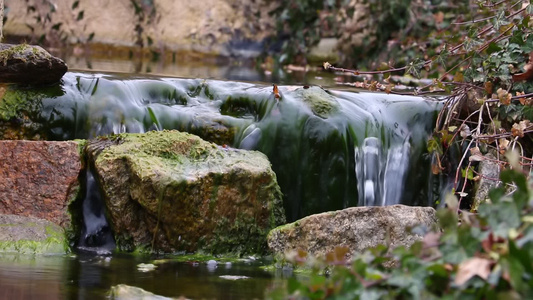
[
  {"xmin": 0, "ymin": 214, "xmax": 67, "ymax": 254},
  {"xmin": 267, "ymin": 205, "xmax": 437, "ymax": 260},
  {"xmin": 0, "ymin": 140, "xmax": 83, "ymax": 228},
  {"xmin": 0, "ymin": 44, "xmax": 68, "ymax": 85},
  {"xmin": 88, "ymin": 130, "xmax": 285, "ymax": 254}
]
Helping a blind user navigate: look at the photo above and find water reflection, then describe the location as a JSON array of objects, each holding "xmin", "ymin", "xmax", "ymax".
[{"xmin": 0, "ymin": 253, "xmax": 276, "ymax": 299}]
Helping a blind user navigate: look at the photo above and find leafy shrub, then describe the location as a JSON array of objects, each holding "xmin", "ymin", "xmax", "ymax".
[{"xmin": 268, "ymin": 152, "xmax": 533, "ymax": 299}]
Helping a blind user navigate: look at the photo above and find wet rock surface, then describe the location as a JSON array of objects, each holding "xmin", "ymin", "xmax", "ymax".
[
  {"xmin": 0, "ymin": 214, "xmax": 67, "ymax": 254},
  {"xmin": 109, "ymin": 284, "xmax": 175, "ymax": 300},
  {"xmin": 0, "ymin": 44, "xmax": 68, "ymax": 85},
  {"xmin": 0, "ymin": 140, "xmax": 83, "ymax": 228},
  {"xmin": 88, "ymin": 130, "xmax": 285, "ymax": 254},
  {"xmin": 267, "ymin": 204, "xmax": 437, "ymax": 260}
]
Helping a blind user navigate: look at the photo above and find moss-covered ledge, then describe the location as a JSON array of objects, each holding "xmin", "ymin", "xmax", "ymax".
[
  {"xmin": 0, "ymin": 214, "xmax": 68, "ymax": 254},
  {"xmin": 0, "ymin": 43, "xmax": 67, "ymax": 85}
]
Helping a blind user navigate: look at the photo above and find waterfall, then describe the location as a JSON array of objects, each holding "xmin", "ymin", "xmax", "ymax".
[
  {"xmin": 355, "ymin": 137, "xmax": 411, "ymax": 206},
  {"xmin": 78, "ymin": 168, "xmax": 115, "ymax": 253},
  {"xmin": 3, "ymin": 71, "xmax": 442, "ymax": 221}
]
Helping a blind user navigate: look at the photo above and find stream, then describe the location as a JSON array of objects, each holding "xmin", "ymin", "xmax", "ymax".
[{"xmin": 1, "ymin": 56, "xmax": 443, "ymax": 299}]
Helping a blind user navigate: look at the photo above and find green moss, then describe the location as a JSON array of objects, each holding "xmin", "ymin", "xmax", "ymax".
[
  {"xmin": 296, "ymin": 87, "xmax": 339, "ymax": 118},
  {"xmin": 0, "ymin": 44, "xmax": 52, "ymax": 66},
  {"xmin": 206, "ymin": 212, "xmax": 271, "ymax": 255},
  {"xmin": 0, "ymin": 44, "xmax": 31, "ymax": 66},
  {"xmin": 92, "ymin": 130, "xmax": 284, "ymax": 255},
  {"xmin": 0, "ymin": 224, "xmax": 67, "ymax": 254},
  {"xmin": 260, "ymin": 264, "xmax": 313, "ymax": 275},
  {"xmin": 151, "ymin": 252, "xmax": 243, "ymax": 264},
  {"xmin": 74, "ymin": 139, "xmax": 88, "ymax": 158},
  {"xmin": 0, "ymin": 88, "xmax": 42, "ymax": 121}
]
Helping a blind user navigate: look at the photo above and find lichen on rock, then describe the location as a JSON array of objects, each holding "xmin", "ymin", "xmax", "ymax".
[
  {"xmin": 89, "ymin": 130, "xmax": 285, "ymax": 254},
  {"xmin": 267, "ymin": 204, "xmax": 437, "ymax": 261}
]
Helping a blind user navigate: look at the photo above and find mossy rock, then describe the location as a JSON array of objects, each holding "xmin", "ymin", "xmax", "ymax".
[
  {"xmin": 294, "ymin": 86, "xmax": 339, "ymax": 118},
  {"xmin": 0, "ymin": 43, "xmax": 67, "ymax": 85},
  {"xmin": 89, "ymin": 130, "xmax": 285, "ymax": 255},
  {"xmin": 0, "ymin": 214, "xmax": 68, "ymax": 254}
]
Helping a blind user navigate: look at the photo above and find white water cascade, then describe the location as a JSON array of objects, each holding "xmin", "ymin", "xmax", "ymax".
[{"xmin": 355, "ymin": 137, "xmax": 411, "ymax": 206}]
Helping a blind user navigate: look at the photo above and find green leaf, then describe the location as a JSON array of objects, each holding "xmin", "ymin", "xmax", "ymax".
[
  {"xmin": 287, "ymin": 277, "xmax": 302, "ymax": 293},
  {"xmin": 527, "ymin": 3, "xmax": 533, "ymax": 15},
  {"xmin": 509, "ymin": 239, "xmax": 533, "ymax": 275},
  {"xmin": 461, "ymin": 167, "xmax": 474, "ymax": 180},
  {"xmin": 51, "ymin": 22, "xmax": 62, "ymax": 31},
  {"xmin": 72, "ymin": 1, "xmax": 79, "ymax": 10},
  {"xmin": 486, "ymin": 42, "xmax": 502, "ymax": 54},
  {"xmin": 77, "ymin": 10, "xmax": 85, "ymax": 21}
]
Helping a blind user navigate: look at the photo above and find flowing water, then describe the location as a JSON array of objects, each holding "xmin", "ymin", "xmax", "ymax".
[
  {"xmin": 8, "ymin": 71, "xmax": 442, "ymax": 221},
  {"xmin": 1, "ymin": 65, "xmax": 443, "ymax": 298}
]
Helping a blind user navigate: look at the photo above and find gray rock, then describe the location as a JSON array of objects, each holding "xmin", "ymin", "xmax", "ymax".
[
  {"xmin": 267, "ymin": 204, "xmax": 437, "ymax": 260},
  {"xmin": 88, "ymin": 130, "xmax": 285, "ymax": 254},
  {"xmin": 0, "ymin": 214, "xmax": 67, "ymax": 254},
  {"xmin": 472, "ymin": 153, "xmax": 501, "ymax": 211},
  {"xmin": 0, "ymin": 43, "xmax": 67, "ymax": 85},
  {"xmin": 110, "ymin": 284, "xmax": 177, "ymax": 300},
  {"xmin": 307, "ymin": 38, "xmax": 340, "ymax": 63}
]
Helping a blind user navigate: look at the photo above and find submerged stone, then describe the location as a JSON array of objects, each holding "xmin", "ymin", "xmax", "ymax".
[
  {"xmin": 89, "ymin": 130, "xmax": 285, "ymax": 254},
  {"xmin": 109, "ymin": 284, "xmax": 173, "ymax": 300},
  {"xmin": 0, "ymin": 44, "xmax": 68, "ymax": 85},
  {"xmin": 267, "ymin": 205, "xmax": 437, "ymax": 260},
  {"xmin": 0, "ymin": 214, "xmax": 67, "ymax": 254}
]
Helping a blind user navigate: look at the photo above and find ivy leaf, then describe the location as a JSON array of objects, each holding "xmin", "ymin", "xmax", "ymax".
[
  {"xmin": 51, "ymin": 23, "xmax": 62, "ymax": 31},
  {"xmin": 436, "ymin": 46, "xmax": 450, "ymax": 68},
  {"xmin": 406, "ymin": 60, "xmax": 425, "ymax": 78},
  {"xmin": 492, "ymin": 10, "xmax": 509, "ymax": 31},
  {"xmin": 77, "ymin": 11, "xmax": 85, "ymax": 21}
]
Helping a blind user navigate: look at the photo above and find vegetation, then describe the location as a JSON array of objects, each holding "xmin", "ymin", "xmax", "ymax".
[
  {"xmin": 269, "ymin": 152, "xmax": 533, "ymax": 299},
  {"xmin": 267, "ymin": 1, "xmax": 533, "ymax": 299},
  {"xmin": 1, "ymin": 0, "xmax": 4, "ymax": 42},
  {"xmin": 321, "ymin": 0, "xmax": 533, "ymax": 210}
]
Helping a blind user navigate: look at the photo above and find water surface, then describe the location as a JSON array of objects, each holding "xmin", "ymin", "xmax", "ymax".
[{"xmin": 0, "ymin": 253, "xmax": 276, "ymax": 299}]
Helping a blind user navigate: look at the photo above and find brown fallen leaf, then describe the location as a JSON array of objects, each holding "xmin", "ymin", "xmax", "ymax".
[
  {"xmin": 511, "ymin": 120, "xmax": 530, "ymax": 138},
  {"xmin": 273, "ymin": 84, "xmax": 281, "ymax": 100},
  {"xmin": 512, "ymin": 51, "xmax": 533, "ymax": 82},
  {"xmin": 454, "ymin": 257, "xmax": 493, "ymax": 286}
]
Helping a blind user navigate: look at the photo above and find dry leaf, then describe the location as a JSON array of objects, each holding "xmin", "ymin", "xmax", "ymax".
[
  {"xmin": 484, "ymin": 81, "xmax": 493, "ymax": 94},
  {"xmin": 273, "ymin": 84, "xmax": 281, "ymax": 100},
  {"xmin": 460, "ymin": 125, "xmax": 471, "ymax": 138},
  {"xmin": 454, "ymin": 257, "xmax": 492, "ymax": 286},
  {"xmin": 422, "ymin": 232, "xmax": 441, "ymax": 248},
  {"xmin": 434, "ymin": 11, "xmax": 444, "ymax": 24},
  {"xmin": 469, "ymin": 146, "xmax": 484, "ymax": 161},
  {"xmin": 512, "ymin": 51, "xmax": 533, "ymax": 82},
  {"xmin": 517, "ymin": 91, "xmax": 533, "ymax": 105},
  {"xmin": 511, "ymin": 120, "xmax": 530, "ymax": 138},
  {"xmin": 499, "ymin": 138, "xmax": 509, "ymax": 154},
  {"xmin": 497, "ymin": 88, "xmax": 512, "ymax": 105}
]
